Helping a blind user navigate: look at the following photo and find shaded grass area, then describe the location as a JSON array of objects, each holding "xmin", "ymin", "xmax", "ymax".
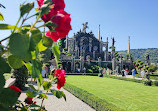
[{"xmin": 66, "ymin": 76, "xmax": 158, "ymax": 111}]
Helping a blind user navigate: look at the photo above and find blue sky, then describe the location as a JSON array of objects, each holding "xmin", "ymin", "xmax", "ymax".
[{"xmin": 0, "ymin": 0, "xmax": 158, "ymax": 51}]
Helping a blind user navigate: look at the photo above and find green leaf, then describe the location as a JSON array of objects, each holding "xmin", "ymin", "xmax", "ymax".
[
  {"xmin": 31, "ymin": 51, "xmax": 36, "ymax": 59},
  {"xmin": 61, "ymin": 91, "xmax": 66, "ymax": 101},
  {"xmin": 0, "ymin": 104, "xmax": 9, "ymax": 111},
  {"xmin": 22, "ymin": 51, "xmax": 32, "ymax": 62},
  {"xmin": 20, "ymin": 2, "xmax": 34, "ymax": 17},
  {"xmin": 50, "ymin": 89, "xmax": 56, "ymax": 95},
  {"xmin": 29, "ymin": 104, "xmax": 40, "ymax": 107},
  {"xmin": 35, "ymin": 8, "xmax": 39, "ymax": 12},
  {"xmin": 37, "ymin": 40, "xmax": 47, "ymax": 52},
  {"xmin": 0, "ymin": 13, "xmax": 4, "ymax": 21},
  {"xmin": 8, "ymin": 55, "xmax": 23, "ymax": 69},
  {"xmin": 0, "ymin": 24, "xmax": 18, "ymax": 30},
  {"xmin": 42, "ymin": 35, "xmax": 53, "ymax": 47},
  {"xmin": 0, "ymin": 74, "xmax": 5, "ymax": 93},
  {"xmin": 28, "ymin": 85, "xmax": 37, "ymax": 92},
  {"xmin": 29, "ymin": 28, "xmax": 42, "ymax": 51},
  {"xmin": 39, "ymin": 93, "xmax": 48, "ymax": 99},
  {"xmin": 50, "ymin": 89, "xmax": 66, "ymax": 101},
  {"xmin": 56, "ymin": 91, "xmax": 63, "ymax": 99},
  {"xmin": 37, "ymin": 74, "xmax": 43, "ymax": 90},
  {"xmin": 32, "ymin": 60, "xmax": 42, "ymax": 78},
  {"xmin": 40, "ymin": 4, "xmax": 51, "ymax": 16},
  {"xmin": 26, "ymin": 91, "xmax": 36, "ymax": 97},
  {"xmin": 0, "ymin": 88, "xmax": 18, "ymax": 107},
  {"xmin": 42, "ymin": 81, "xmax": 52, "ymax": 90},
  {"xmin": 43, "ymin": 0, "xmax": 52, "ymax": 4},
  {"xmin": 0, "ymin": 57, "xmax": 11, "ymax": 74},
  {"xmin": 52, "ymin": 44, "xmax": 60, "ymax": 65},
  {"xmin": 9, "ymin": 33, "xmax": 30, "ymax": 58},
  {"xmin": 24, "ymin": 62, "xmax": 32, "ymax": 75}
]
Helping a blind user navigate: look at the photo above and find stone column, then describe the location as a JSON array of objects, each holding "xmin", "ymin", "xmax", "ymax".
[
  {"xmin": 87, "ymin": 55, "xmax": 90, "ymax": 65},
  {"xmin": 112, "ymin": 58, "xmax": 116, "ymax": 71},
  {"xmin": 65, "ymin": 36, "xmax": 69, "ymax": 49},
  {"xmin": 93, "ymin": 51, "xmax": 95, "ymax": 60},
  {"xmin": 80, "ymin": 56, "xmax": 84, "ymax": 72},
  {"xmin": 89, "ymin": 38, "xmax": 92, "ymax": 52},
  {"xmin": 99, "ymin": 41, "xmax": 102, "ymax": 53},
  {"xmin": 71, "ymin": 56, "xmax": 75, "ymax": 72}
]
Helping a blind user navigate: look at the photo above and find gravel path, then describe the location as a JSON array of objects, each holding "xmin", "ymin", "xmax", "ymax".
[{"xmin": 19, "ymin": 79, "xmax": 95, "ymax": 111}]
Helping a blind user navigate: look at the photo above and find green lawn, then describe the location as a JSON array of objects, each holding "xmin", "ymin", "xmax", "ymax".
[{"xmin": 66, "ymin": 76, "xmax": 158, "ymax": 111}]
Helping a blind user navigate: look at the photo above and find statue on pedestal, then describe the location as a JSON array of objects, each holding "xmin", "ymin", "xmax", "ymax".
[{"xmin": 82, "ymin": 22, "xmax": 88, "ymax": 33}]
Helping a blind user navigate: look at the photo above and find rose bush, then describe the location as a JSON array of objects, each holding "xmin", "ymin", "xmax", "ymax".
[{"xmin": 0, "ymin": 0, "xmax": 70, "ymax": 110}]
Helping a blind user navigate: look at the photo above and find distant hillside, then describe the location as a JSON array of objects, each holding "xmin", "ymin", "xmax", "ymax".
[{"xmin": 118, "ymin": 48, "xmax": 158, "ymax": 63}]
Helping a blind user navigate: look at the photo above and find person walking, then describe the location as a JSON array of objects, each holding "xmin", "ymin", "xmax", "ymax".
[
  {"xmin": 125, "ymin": 68, "xmax": 129, "ymax": 75},
  {"xmin": 122, "ymin": 69, "xmax": 125, "ymax": 77},
  {"xmin": 124, "ymin": 69, "xmax": 127, "ymax": 77},
  {"xmin": 83, "ymin": 67, "xmax": 86, "ymax": 75},
  {"xmin": 42, "ymin": 66, "xmax": 46, "ymax": 78},
  {"xmin": 141, "ymin": 69, "xmax": 145, "ymax": 80},
  {"xmin": 132, "ymin": 69, "xmax": 136, "ymax": 78}
]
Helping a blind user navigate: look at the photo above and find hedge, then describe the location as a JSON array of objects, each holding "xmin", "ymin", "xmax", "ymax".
[
  {"xmin": 105, "ymin": 75, "xmax": 144, "ymax": 84},
  {"xmin": 66, "ymin": 73, "xmax": 98, "ymax": 76},
  {"xmin": 64, "ymin": 83, "xmax": 124, "ymax": 111}
]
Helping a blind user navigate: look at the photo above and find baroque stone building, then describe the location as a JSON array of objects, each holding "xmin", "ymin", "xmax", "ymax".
[{"xmin": 61, "ymin": 22, "xmax": 115, "ymax": 72}]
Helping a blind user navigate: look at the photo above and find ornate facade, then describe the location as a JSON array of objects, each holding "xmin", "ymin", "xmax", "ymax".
[{"xmin": 61, "ymin": 22, "xmax": 115, "ymax": 72}]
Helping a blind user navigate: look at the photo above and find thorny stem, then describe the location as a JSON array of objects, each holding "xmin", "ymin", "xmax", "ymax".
[
  {"xmin": 20, "ymin": 13, "xmax": 29, "ymax": 27},
  {"xmin": 40, "ymin": 90, "xmax": 49, "ymax": 111},
  {"xmin": 30, "ymin": 15, "xmax": 41, "ymax": 32}
]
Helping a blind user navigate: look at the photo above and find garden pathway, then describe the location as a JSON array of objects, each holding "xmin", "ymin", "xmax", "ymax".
[
  {"xmin": 19, "ymin": 78, "xmax": 95, "ymax": 111},
  {"xmin": 112, "ymin": 74, "xmax": 155, "ymax": 81}
]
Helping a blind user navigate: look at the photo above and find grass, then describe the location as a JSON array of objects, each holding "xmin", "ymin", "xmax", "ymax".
[{"xmin": 66, "ymin": 75, "xmax": 158, "ymax": 111}]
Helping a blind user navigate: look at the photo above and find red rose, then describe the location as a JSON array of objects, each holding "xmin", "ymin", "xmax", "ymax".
[
  {"xmin": 46, "ymin": 10, "xmax": 72, "ymax": 41},
  {"xmin": 25, "ymin": 97, "xmax": 36, "ymax": 105},
  {"xmin": 37, "ymin": 0, "xmax": 44, "ymax": 7},
  {"xmin": 41, "ymin": 8, "xmax": 57, "ymax": 23},
  {"xmin": 8, "ymin": 86, "xmax": 22, "ymax": 95},
  {"xmin": 54, "ymin": 69, "xmax": 66, "ymax": 89},
  {"xmin": 37, "ymin": 0, "xmax": 65, "ymax": 22},
  {"xmin": 52, "ymin": 0, "xmax": 65, "ymax": 11}
]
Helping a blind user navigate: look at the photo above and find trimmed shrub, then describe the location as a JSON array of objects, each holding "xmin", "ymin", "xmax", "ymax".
[
  {"xmin": 144, "ymin": 80, "xmax": 152, "ymax": 86},
  {"xmin": 64, "ymin": 83, "xmax": 123, "ymax": 111},
  {"xmin": 13, "ymin": 65, "xmax": 28, "ymax": 90},
  {"xmin": 66, "ymin": 73, "xmax": 98, "ymax": 76},
  {"xmin": 106, "ymin": 75, "xmax": 143, "ymax": 83},
  {"xmin": 154, "ymin": 81, "xmax": 158, "ymax": 86}
]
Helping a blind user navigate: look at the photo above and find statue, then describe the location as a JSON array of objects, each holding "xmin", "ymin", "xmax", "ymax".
[
  {"xmin": 111, "ymin": 37, "xmax": 116, "ymax": 46},
  {"xmin": 82, "ymin": 22, "xmax": 88, "ymax": 33}
]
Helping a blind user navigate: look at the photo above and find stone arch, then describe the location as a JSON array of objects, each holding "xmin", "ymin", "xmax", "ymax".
[{"xmin": 67, "ymin": 62, "xmax": 72, "ymax": 73}]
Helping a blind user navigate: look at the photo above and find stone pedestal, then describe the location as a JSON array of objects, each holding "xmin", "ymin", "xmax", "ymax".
[
  {"xmin": 112, "ymin": 58, "xmax": 116, "ymax": 71},
  {"xmin": 93, "ymin": 51, "xmax": 95, "ymax": 60},
  {"xmin": 98, "ymin": 57, "xmax": 101, "ymax": 67}
]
